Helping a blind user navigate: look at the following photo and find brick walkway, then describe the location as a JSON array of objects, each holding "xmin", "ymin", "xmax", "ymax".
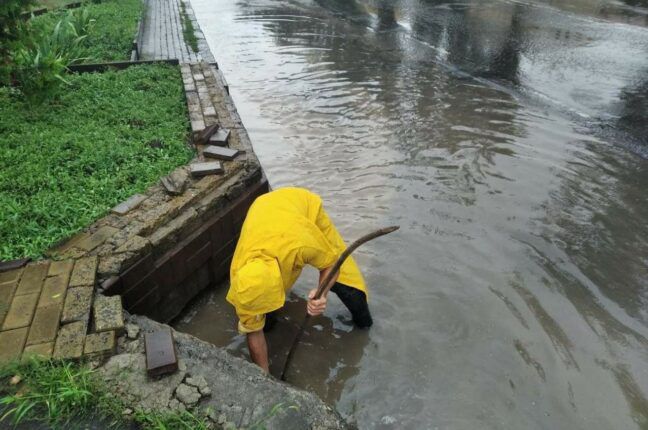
[
  {"xmin": 0, "ymin": 259, "xmax": 124, "ymax": 364},
  {"xmin": 140, "ymin": 0, "xmax": 200, "ymax": 63}
]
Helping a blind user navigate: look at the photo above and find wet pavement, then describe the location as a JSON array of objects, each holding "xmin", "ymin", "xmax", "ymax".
[{"xmin": 177, "ymin": 0, "xmax": 648, "ymax": 428}]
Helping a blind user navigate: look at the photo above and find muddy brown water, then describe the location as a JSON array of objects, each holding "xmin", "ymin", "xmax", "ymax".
[{"xmin": 175, "ymin": 0, "xmax": 648, "ymax": 428}]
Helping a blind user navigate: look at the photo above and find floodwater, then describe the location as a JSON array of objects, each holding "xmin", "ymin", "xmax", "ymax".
[{"xmin": 176, "ymin": 0, "xmax": 648, "ymax": 428}]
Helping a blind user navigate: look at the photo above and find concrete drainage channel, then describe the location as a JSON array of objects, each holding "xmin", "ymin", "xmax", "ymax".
[{"xmin": 0, "ymin": 0, "xmax": 350, "ymax": 427}]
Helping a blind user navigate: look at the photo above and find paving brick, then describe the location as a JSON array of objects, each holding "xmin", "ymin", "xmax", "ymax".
[
  {"xmin": 26, "ymin": 304, "xmax": 62, "ymax": 345},
  {"xmin": 0, "ymin": 281, "xmax": 17, "ymax": 326},
  {"xmin": 22, "ymin": 342, "xmax": 53, "ymax": 361},
  {"xmin": 84, "ymin": 331, "xmax": 115, "ymax": 359},
  {"xmin": 203, "ymin": 145, "xmax": 241, "ymax": 161},
  {"xmin": 61, "ymin": 287, "xmax": 93, "ymax": 324},
  {"xmin": 0, "ymin": 268, "xmax": 22, "ymax": 285},
  {"xmin": 37, "ymin": 275, "xmax": 68, "ymax": 308},
  {"xmin": 111, "ymin": 194, "xmax": 147, "ymax": 215},
  {"xmin": 208, "ymin": 128, "xmax": 230, "ymax": 146},
  {"xmin": 76, "ymin": 226, "xmax": 120, "ymax": 252},
  {"xmin": 47, "ymin": 260, "xmax": 74, "ymax": 278},
  {"xmin": 53, "ymin": 321, "xmax": 86, "ymax": 360},
  {"xmin": 93, "ymin": 295, "xmax": 124, "ymax": 333},
  {"xmin": 2, "ymin": 293, "xmax": 39, "ymax": 330},
  {"xmin": 191, "ymin": 119, "xmax": 206, "ymax": 134},
  {"xmin": 190, "ymin": 161, "xmax": 223, "ymax": 178},
  {"xmin": 14, "ymin": 262, "xmax": 48, "ymax": 296},
  {"xmin": 69, "ymin": 256, "xmax": 98, "ymax": 287},
  {"xmin": 0, "ymin": 327, "xmax": 28, "ymax": 364},
  {"xmin": 45, "ymin": 232, "xmax": 90, "ymax": 258}
]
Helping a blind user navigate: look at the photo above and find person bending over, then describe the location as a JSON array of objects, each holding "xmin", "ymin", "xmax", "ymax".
[{"xmin": 226, "ymin": 187, "xmax": 372, "ymax": 372}]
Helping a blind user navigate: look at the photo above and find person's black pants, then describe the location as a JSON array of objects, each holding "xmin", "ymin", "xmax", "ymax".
[{"xmin": 265, "ymin": 282, "xmax": 373, "ymax": 332}]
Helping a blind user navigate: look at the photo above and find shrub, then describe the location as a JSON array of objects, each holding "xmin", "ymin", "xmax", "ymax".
[
  {"xmin": 12, "ymin": 8, "xmax": 94, "ymax": 98},
  {"xmin": 0, "ymin": 0, "xmax": 35, "ymax": 84}
]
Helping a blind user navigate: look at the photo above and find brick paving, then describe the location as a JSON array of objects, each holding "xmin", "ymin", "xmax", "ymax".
[
  {"xmin": 0, "ymin": 260, "xmax": 124, "ymax": 364},
  {"xmin": 140, "ymin": 0, "xmax": 202, "ymax": 63}
]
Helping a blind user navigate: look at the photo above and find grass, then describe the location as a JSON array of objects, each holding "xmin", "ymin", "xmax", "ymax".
[
  {"xmin": 31, "ymin": 0, "xmax": 143, "ymax": 62},
  {"xmin": 179, "ymin": 1, "xmax": 199, "ymax": 53},
  {"xmin": 34, "ymin": 0, "xmax": 80, "ymax": 10},
  {"xmin": 0, "ymin": 358, "xmax": 212, "ymax": 429},
  {"xmin": 0, "ymin": 64, "xmax": 194, "ymax": 260}
]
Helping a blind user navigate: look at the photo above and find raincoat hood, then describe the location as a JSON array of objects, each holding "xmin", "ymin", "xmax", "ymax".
[{"xmin": 228, "ymin": 256, "xmax": 285, "ymax": 315}]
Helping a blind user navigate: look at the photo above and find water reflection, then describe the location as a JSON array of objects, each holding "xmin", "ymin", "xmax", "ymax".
[{"xmin": 184, "ymin": 0, "xmax": 648, "ymax": 428}]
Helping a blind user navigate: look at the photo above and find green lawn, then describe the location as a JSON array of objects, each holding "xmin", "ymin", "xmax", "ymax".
[
  {"xmin": 0, "ymin": 65, "xmax": 194, "ymax": 260},
  {"xmin": 31, "ymin": 0, "xmax": 143, "ymax": 62},
  {"xmin": 34, "ymin": 0, "xmax": 79, "ymax": 9}
]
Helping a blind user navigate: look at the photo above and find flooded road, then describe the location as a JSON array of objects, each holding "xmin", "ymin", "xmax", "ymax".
[{"xmin": 178, "ymin": 0, "xmax": 648, "ymax": 428}]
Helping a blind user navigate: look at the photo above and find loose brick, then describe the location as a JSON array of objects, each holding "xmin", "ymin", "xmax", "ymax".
[
  {"xmin": 75, "ymin": 226, "xmax": 120, "ymax": 252},
  {"xmin": 27, "ymin": 305, "xmax": 62, "ymax": 345},
  {"xmin": 37, "ymin": 275, "xmax": 68, "ymax": 308},
  {"xmin": 53, "ymin": 321, "xmax": 86, "ymax": 360},
  {"xmin": 61, "ymin": 287, "xmax": 93, "ymax": 324},
  {"xmin": 203, "ymin": 145, "xmax": 240, "ymax": 161},
  {"xmin": 69, "ymin": 256, "xmax": 98, "ymax": 287},
  {"xmin": 47, "ymin": 260, "xmax": 74, "ymax": 278},
  {"xmin": 0, "ymin": 327, "xmax": 28, "ymax": 364},
  {"xmin": 22, "ymin": 342, "xmax": 53, "ymax": 361},
  {"xmin": 84, "ymin": 331, "xmax": 115, "ymax": 359},
  {"xmin": 0, "ymin": 268, "xmax": 22, "ymax": 285},
  {"xmin": 14, "ymin": 262, "xmax": 48, "ymax": 296},
  {"xmin": 0, "ymin": 259, "xmax": 29, "ymax": 274},
  {"xmin": 2, "ymin": 293, "xmax": 39, "ymax": 330},
  {"xmin": 93, "ymin": 295, "xmax": 124, "ymax": 333},
  {"xmin": 111, "ymin": 194, "xmax": 147, "ymax": 216},
  {"xmin": 208, "ymin": 128, "xmax": 230, "ymax": 146},
  {"xmin": 190, "ymin": 161, "xmax": 223, "ymax": 178}
]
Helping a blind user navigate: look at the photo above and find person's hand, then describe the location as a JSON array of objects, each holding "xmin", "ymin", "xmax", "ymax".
[{"xmin": 307, "ymin": 288, "xmax": 327, "ymax": 316}]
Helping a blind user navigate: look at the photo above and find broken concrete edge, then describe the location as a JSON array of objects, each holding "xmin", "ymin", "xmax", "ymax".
[{"xmin": 97, "ymin": 313, "xmax": 349, "ymax": 430}]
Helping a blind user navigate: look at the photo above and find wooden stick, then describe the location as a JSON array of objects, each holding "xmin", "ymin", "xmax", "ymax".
[{"xmin": 280, "ymin": 225, "xmax": 399, "ymax": 381}]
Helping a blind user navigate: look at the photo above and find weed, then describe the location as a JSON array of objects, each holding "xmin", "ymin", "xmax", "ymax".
[{"xmin": 179, "ymin": 1, "xmax": 198, "ymax": 53}]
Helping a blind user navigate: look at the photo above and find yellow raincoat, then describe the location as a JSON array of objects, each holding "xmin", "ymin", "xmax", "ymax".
[{"xmin": 227, "ymin": 187, "xmax": 367, "ymax": 333}]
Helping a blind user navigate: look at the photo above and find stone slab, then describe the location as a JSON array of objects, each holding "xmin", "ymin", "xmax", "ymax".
[
  {"xmin": 203, "ymin": 145, "xmax": 241, "ymax": 161},
  {"xmin": 93, "ymin": 295, "xmax": 124, "ymax": 333},
  {"xmin": 194, "ymin": 123, "xmax": 219, "ymax": 146},
  {"xmin": 22, "ymin": 342, "xmax": 53, "ymax": 361},
  {"xmin": 76, "ymin": 226, "xmax": 120, "ymax": 252},
  {"xmin": 69, "ymin": 256, "xmax": 98, "ymax": 287},
  {"xmin": 191, "ymin": 119, "xmax": 205, "ymax": 134},
  {"xmin": 144, "ymin": 327, "xmax": 178, "ymax": 376},
  {"xmin": 208, "ymin": 128, "xmax": 230, "ymax": 146},
  {"xmin": 27, "ymin": 304, "xmax": 62, "ymax": 345},
  {"xmin": 53, "ymin": 321, "xmax": 86, "ymax": 360},
  {"xmin": 84, "ymin": 331, "xmax": 116, "ymax": 358},
  {"xmin": 0, "ymin": 268, "xmax": 22, "ymax": 285},
  {"xmin": 37, "ymin": 275, "xmax": 68, "ymax": 308},
  {"xmin": 190, "ymin": 161, "xmax": 223, "ymax": 178},
  {"xmin": 111, "ymin": 194, "xmax": 147, "ymax": 216},
  {"xmin": 161, "ymin": 168, "xmax": 189, "ymax": 196},
  {"xmin": 0, "ymin": 327, "xmax": 28, "ymax": 364},
  {"xmin": 15, "ymin": 262, "xmax": 48, "ymax": 296},
  {"xmin": 2, "ymin": 292, "xmax": 39, "ymax": 330},
  {"xmin": 61, "ymin": 287, "xmax": 93, "ymax": 324},
  {"xmin": 47, "ymin": 260, "xmax": 74, "ymax": 278}
]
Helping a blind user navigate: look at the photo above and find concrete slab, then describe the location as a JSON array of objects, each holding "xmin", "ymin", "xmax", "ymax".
[
  {"xmin": 111, "ymin": 194, "xmax": 147, "ymax": 216},
  {"xmin": 37, "ymin": 275, "xmax": 68, "ymax": 308},
  {"xmin": 47, "ymin": 260, "xmax": 74, "ymax": 278},
  {"xmin": 76, "ymin": 227, "xmax": 119, "ymax": 252},
  {"xmin": 84, "ymin": 331, "xmax": 116, "ymax": 359},
  {"xmin": 27, "ymin": 304, "xmax": 62, "ymax": 345},
  {"xmin": 61, "ymin": 287, "xmax": 93, "ymax": 324},
  {"xmin": 69, "ymin": 256, "xmax": 98, "ymax": 287},
  {"xmin": 93, "ymin": 295, "xmax": 124, "ymax": 333},
  {"xmin": 53, "ymin": 321, "xmax": 87, "ymax": 359},
  {"xmin": 208, "ymin": 128, "xmax": 230, "ymax": 146},
  {"xmin": 22, "ymin": 342, "xmax": 53, "ymax": 361}
]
